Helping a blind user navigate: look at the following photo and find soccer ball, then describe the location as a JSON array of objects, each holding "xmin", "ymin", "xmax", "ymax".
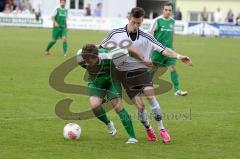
[{"xmin": 63, "ymin": 123, "xmax": 81, "ymax": 140}]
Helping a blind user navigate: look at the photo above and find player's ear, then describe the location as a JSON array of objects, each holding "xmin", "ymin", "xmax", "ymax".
[{"xmin": 127, "ymin": 16, "xmax": 131, "ymax": 22}]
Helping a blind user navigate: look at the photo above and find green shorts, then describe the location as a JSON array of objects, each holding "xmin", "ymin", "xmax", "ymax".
[
  {"xmin": 52, "ymin": 27, "xmax": 67, "ymax": 40},
  {"xmin": 151, "ymin": 51, "xmax": 176, "ymax": 67},
  {"xmin": 88, "ymin": 81, "xmax": 122, "ymax": 101}
]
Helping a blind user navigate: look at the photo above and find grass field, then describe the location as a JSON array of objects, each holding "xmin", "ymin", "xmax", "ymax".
[{"xmin": 0, "ymin": 27, "xmax": 240, "ymax": 159}]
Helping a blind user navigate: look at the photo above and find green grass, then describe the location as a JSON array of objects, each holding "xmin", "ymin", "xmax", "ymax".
[{"xmin": 0, "ymin": 27, "xmax": 240, "ymax": 159}]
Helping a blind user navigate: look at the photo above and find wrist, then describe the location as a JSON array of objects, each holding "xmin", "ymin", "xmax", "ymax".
[{"xmin": 176, "ymin": 54, "xmax": 182, "ymax": 60}]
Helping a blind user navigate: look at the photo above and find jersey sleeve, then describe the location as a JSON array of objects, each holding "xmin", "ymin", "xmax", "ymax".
[
  {"xmin": 149, "ymin": 18, "xmax": 158, "ymax": 34},
  {"xmin": 146, "ymin": 32, "xmax": 165, "ymax": 53},
  {"xmin": 76, "ymin": 49, "xmax": 85, "ymax": 66},
  {"xmin": 100, "ymin": 30, "xmax": 117, "ymax": 48},
  {"xmin": 66, "ymin": 10, "xmax": 69, "ymax": 19},
  {"xmin": 52, "ymin": 8, "xmax": 58, "ymax": 17},
  {"xmin": 172, "ymin": 18, "xmax": 175, "ymax": 33}
]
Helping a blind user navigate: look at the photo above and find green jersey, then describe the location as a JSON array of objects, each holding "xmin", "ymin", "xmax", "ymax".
[
  {"xmin": 77, "ymin": 48, "xmax": 127, "ymax": 88},
  {"xmin": 76, "ymin": 48, "xmax": 128, "ymax": 100},
  {"xmin": 149, "ymin": 15, "xmax": 175, "ymax": 49},
  {"xmin": 77, "ymin": 53, "xmax": 112, "ymax": 88},
  {"xmin": 53, "ymin": 7, "xmax": 68, "ymax": 28}
]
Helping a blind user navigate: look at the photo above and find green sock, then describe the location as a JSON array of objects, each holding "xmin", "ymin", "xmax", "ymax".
[
  {"xmin": 171, "ymin": 70, "xmax": 180, "ymax": 91},
  {"xmin": 117, "ymin": 108, "xmax": 136, "ymax": 139},
  {"xmin": 46, "ymin": 41, "xmax": 56, "ymax": 51},
  {"xmin": 63, "ymin": 42, "xmax": 68, "ymax": 54},
  {"xmin": 92, "ymin": 107, "xmax": 110, "ymax": 125}
]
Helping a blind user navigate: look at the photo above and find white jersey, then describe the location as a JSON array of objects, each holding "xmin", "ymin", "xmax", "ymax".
[{"xmin": 101, "ymin": 25, "xmax": 165, "ymax": 71}]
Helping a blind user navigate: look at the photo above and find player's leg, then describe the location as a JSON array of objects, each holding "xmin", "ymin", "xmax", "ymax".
[
  {"xmin": 143, "ymin": 86, "xmax": 165, "ymax": 130},
  {"xmin": 143, "ymin": 86, "xmax": 171, "ymax": 143},
  {"xmin": 168, "ymin": 60, "xmax": 188, "ymax": 96},
  {"xmin": 89, "ymin": 96, "xmax": 117, "ymax": 136},
  {"xmin": 111, "ymin": 98, "xmax": 138, "ymax": 143},
  {"xmin": 114, "ymin": 69, "xmax": 156, "ymax": 141},
  {"xmin": 132, "ymin": 95, "xmax": 157, "ymax": 142},
  {"xmin": 62, "ymin": 28, "xmax": 68, "ymax": 56},
  {"xmin": 169, "ymin": 64, "xmax": 179, "ymax": 91},
  {"xmin": 89, "ymin": 96, "xmax": 110, "ymax": 125},
  {"xmin": 88, "ymin": 83, "xmax": 116, "ymax": 135},
  {"xmin": 107, "ymin": 80, "xmax": 137, "ymax": 143},
  {"xmin": 45, "ymin": 28, "xmax": 59, "ymax": 55}
]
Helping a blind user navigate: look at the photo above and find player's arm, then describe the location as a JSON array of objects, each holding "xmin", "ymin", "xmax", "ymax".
[
  {"xmin": 127, "ymin": 45, "xmax": 153, "ymax": 67},
  {"xmin": 100, "ymin": 29, "xmax": 121, "ymax": 49},
  {"xmin": 52, "ymin": 8, "xmax": 59, "ymax": 27},
  {"xmin": 172, "ymin": 20, "xmax": 175, "ymax": 44},
  {"xmin": 76, "ymin": 49, "xmax": 86, "ymax": 66},
  {"xmin": 162, "ymin": 48, "xmax": 192, "ymax": 66},
  {"xmin": 52, "ymin": 16, "xmax": 59, "ymax": 27},
  {"xmin": 65, "ymin": 10, "xmax": 68, "ymax": 28},
  {"xmin": 149, "ymin": 18, "xmax": 158, "ymax": 35},
  {"xmin": 148, "ymin": 33, "xmax": 192, "ymax": 66}
]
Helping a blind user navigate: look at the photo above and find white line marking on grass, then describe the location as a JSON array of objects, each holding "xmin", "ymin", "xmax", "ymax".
[{"xmin": 0, "ymin": 116, "xmax": 59, "ymax": 121}]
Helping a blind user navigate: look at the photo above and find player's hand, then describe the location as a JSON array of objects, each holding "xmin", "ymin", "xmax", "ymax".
[
  {"xmin": 179, "ymin": 56, "xmax": 193, "ymax": 66},
  {"xmin": 143, "ymin": 60, "xmax": 154, "ymax": 68},
  {"xmin": 54, "ymin": 22, "xmax": 59, "ymax": 27}
]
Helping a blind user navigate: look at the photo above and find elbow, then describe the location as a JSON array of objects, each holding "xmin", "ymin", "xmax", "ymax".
[{"xmin": 162, "ymin": 48, "xmax": 169, "ymax": 56}]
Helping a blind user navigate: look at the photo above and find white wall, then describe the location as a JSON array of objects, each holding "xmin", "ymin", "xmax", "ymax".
[
  {"xmin": 84, "ymin": 0, "xmax": 136, "ymax": 17},
  {"xmin": 103, "ymin": 0, "xmax": 136, "ymax": 18},
  {"xmin": 29, "ymin": 0, "xmax": 59, "ymax": 15},
  {"xmin": 32, "ymin": 0, "xmax": 136, "ymax": 17}
]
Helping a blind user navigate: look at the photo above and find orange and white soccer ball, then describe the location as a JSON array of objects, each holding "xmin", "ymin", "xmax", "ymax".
[{"xmin": 63, "ymin": 123, "xmax": 81, "ymax": 140}]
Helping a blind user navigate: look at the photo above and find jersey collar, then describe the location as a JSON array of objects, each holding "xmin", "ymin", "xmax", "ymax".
[{"xmin": 125, "ymin": 25, "xmax": 140, "ymax": 41}]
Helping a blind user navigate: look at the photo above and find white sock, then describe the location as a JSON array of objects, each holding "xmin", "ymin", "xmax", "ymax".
[
  {"xmin": 138, "ymin": 109, "xmax": 152, "ymax": 131},
  {"xmin": 148, "ymin": 97, "xmax": 165, "ymax": 130}
]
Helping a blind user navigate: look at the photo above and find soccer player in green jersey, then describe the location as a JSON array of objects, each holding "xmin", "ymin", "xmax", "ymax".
[
  {"xmin": 76, "ymin": 44, "xmax": 151, "ymax": 144},
  {"xmin": 149, "ymin": 2, "xmax": 188, "ymax": 96},
  {"xmin": 45, "ymin": 0, "xmax": 68, "ymax": 56}
]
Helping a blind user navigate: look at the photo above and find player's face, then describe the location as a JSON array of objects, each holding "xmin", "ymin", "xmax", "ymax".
[
  {"xmin": 60, "ymin": 0, "xmax": 66, "ymax": 8},
  {"xmin": 83, "ymin": 56, "xmax": 99, "ymax": 66},
  {"xmin": 163, "ymin": 5, "xmax": 172, "ymax": 19},
  {"xmin": 128, "ymin": 16, "xmax": 143, "ymax": 33}
]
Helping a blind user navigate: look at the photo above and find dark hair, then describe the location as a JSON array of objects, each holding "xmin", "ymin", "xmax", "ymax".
[
  {"xmin": 130, "ymin": 7, "xmax": 145, "ymax": 18},
  {"xmin": 81, "ymin": 44, "xmax": 98, "ymax": 59},
  {"xmin": 163, "ymin": 2, "xmax": 173, "ymax": 8}
]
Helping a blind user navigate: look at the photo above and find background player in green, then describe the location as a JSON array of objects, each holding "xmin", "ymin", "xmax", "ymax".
[
  {"xmin": 149, "ymin": 2, "xmax": 188, "ymax": 96},
  {"xmin": 76, "ymin": 44, "xmax": 146, "ymax": 144},
  {"xmin": 45, "ymin": 0, "xmax": 68, "ymax": 56}
]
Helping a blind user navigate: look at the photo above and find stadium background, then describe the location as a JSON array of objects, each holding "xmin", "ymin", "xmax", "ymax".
[{"xmin": 0, "ymin": 0, "xmax": 240, "ymax": 37}]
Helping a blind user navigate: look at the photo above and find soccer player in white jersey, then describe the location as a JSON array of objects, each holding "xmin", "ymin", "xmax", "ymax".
[{"xmin": 100, "ymin": 7, "xmax": 192, "ymax": 143}]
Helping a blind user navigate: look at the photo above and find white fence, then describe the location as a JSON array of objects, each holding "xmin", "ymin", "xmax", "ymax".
[{"xmin": 1, "ymin": 13, "xmax": 240, "ymax": 38}]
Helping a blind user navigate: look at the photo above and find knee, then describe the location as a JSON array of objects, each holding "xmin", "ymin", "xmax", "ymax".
[
  {"xmin": 144, "ymin": 86, "xmax": 155, "ymax": 100},
  {"xmin": 63, "ymin": 38, "xmax": 67, "ymax": 43},
  {"xmin": 111, "ymin": 98, "xmax": 122, "ymax": 112},
  {"xmin": 134, "ymin": 102, "xmax": 145, "ymax": 110},
  {"xmin": 169, "ymin": 66, "xmax": 176, "ymax": 71},
  {"xmin": 146, "ymin": 95, "xmax": 155, "ymax": 101},
  {"xmin": 89, "ymin": 97, "xmax": 102, "ymax": 108},
  {"xmin": 113, "ymin": 104, "xmax": 122, "ymax": 112}
]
